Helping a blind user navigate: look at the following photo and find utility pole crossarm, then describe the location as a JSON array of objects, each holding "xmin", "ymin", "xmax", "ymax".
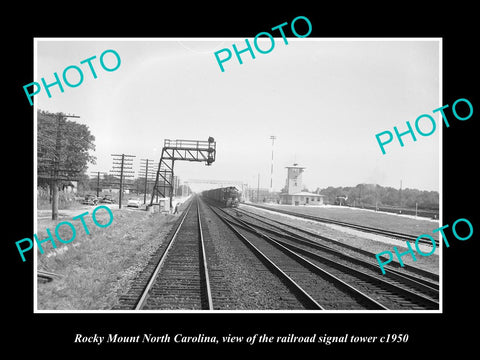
[{"xmin": 110, "ymin": 153, "xmax": 136, "ymax": 209}]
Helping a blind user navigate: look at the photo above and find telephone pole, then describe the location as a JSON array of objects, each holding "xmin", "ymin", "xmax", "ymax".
[
  {"xmin": 140, "ymin": 159, "xmax": 157, "ymax": 204},
  {"xmin": 110, "ymin": 154, "xmax": 136, "ymax": 209},
  {"xmin": 399, "ymin": 179, "xmax": 403, "ymax": 208},
  {"xmin": 51, "ymin": 112, "xmax": 80, "ymax": 220},
  {"xmin": 90, "ymin": 171, "xmax": 107, "ymax": 197},
  {"xmin": 257, "ymin": 173, "xmax": 260, "ymax": 203},
  {"xmin": 269, "ymin": 135, "xmax": 276, "ymax": 194}
]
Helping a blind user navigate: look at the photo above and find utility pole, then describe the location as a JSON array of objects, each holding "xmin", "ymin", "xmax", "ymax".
[
  {"xmin": 110, "ymin": 154, "xmax": 136, "ymax": 209},
  {"xmin": 257, "ymin": 173, "xmax": 260, "ymax": 203},
  {"xmin": 399, "ymin": 179, "xmax": 403, "ymax": 208},
  {"xmin": 90, "ymin": 171, "xmax": 107, "ymax": 197},
  {"xmin": 269, "ymin": 135, "xmax": 276, "ymax": 194},
  {"xmin": 95, "ymin": 172, "xmax": 100, "ymax": 197},
  {"xmin": 140, "ymin": 159, "xmax": 156, "ymax": 204},
  {"xmin": 359, "ymin": 184, "xmax": 363, "ymax": 208},
  {"xmin": 119, "ymin": 155, "xmax": 125, "ymax": 208},
  {"xmin": 51, "ymin": 115, "xmax": 63, "ymax": 221},
  {"xmin": 51, "ymin": 112, "xmax": 80, "ymax": 220}
]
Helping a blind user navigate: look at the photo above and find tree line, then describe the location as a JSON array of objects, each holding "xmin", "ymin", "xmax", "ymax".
[
  {"xmin": 37, "ymin": 109, "xmax": 96, "ymax": 188},
  {"xmin": 36, "ymin": 109, "xmax": 438, "ymax": 211},
  {"xmin": 315, "ymin": 184, "xmax": 439, "ymax": 210}
]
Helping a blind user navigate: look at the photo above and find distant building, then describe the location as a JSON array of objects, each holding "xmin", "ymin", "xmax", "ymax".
[
  {"xmin": 281, "ymin": 191, "xmax": 324, "ymax": 206},
  {"xmin": 244, "ymin": 187, "xmax": 279, "ymax": 203},
  {"xmin": 279, "ymin": 163, "xmax": 324, "ymax": 206}
]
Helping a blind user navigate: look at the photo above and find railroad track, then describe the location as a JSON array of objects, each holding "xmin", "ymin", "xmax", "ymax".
[
  {"xmin": 215, "ymin": 205, "xmax": 439, "ymax": 310},
  {"xmin": 208, "ymin": 204, "xmax": 387, "ymax": 310},
  {"xmin": 114, "ymin": 196, "xmax": 438, "ymax": 311},
  {"xmin": 232, "ymin": 206, "xmax": 439, "ymax": 283},
  {"xmin": 244, "ymin": 203, "xmax": 439, "ymax": 247},
  {"xmin": 134, "ymin": 197, "xmax": 213, "ymax": 310},
  {"xmin": 115, "ymin": 196, "xmax": 308, "ymax": 311}
]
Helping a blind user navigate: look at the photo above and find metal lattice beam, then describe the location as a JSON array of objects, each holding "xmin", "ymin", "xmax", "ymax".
[{"xmin": 150, "ymin": 137, "xmax": 216, "ymax": 207}]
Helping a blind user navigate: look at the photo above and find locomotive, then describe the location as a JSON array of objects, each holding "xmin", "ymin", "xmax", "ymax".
[{"xmin": 202, "ymin": 186, "xmax": 240, "ymax": 208}]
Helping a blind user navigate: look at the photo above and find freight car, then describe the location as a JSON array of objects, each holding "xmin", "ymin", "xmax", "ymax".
[{"xmin": 202, "ymin": 186, "xmax": 240, "ymax": 208}]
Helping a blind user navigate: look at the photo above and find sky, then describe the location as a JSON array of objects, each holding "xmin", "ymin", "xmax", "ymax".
[{"xmin": 35, "ymin": 38, "xmax": 441, "ymax": 193}]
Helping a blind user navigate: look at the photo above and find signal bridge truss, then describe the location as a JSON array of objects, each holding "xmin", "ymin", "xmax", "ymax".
[{"xmin": 150, "ymin": 137, "xmax": 216, "ymax": 207}]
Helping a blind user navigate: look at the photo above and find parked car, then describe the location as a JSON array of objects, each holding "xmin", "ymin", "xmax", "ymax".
[
  {"xmin": 100, "ymin": 195, "xmax": 116, "ymax": 204},
  {"xmin": 82, "ymin": 194, "xmax": 98, "ymax": 205},
  {"xmin": 127, "ymin": 198, "xmax": 142, "ymax": 208}
]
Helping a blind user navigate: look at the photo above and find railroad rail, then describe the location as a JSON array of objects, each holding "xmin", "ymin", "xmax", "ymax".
[
  {"xmin": 114, "ymin": 196, "xmax": 438, "ymax": 311},
  {"xmin": 243, "ymin": 203, "xmax": 439, "ymax": 247},
  {"xmin": 208, "ymin": 204, "xmax": 388, "ymax": 310},
  {"xmin": 215, "ymin": 205, "xmax": 439, "ymax": 310},
  {"xmin": 233, "ymin": 206, "xmax": 439, "ymax": 283},
  {"xmin": 135, "ymin": 197, "xmax": 213, "ymax": 310}
]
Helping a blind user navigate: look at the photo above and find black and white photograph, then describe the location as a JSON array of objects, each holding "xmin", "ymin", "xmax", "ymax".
[
  {"xmin": 33, "ymin": 38, "xmax": 441, "ymax": 313},
  {"xmin": 6, "ymin": 7, "xmax": 478, "ymax": 355}
]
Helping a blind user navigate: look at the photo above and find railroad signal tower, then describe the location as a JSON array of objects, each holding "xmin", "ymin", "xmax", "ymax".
[{"xmin": 150, "ymin": 137, "xmax": 216, "ymax": 208}]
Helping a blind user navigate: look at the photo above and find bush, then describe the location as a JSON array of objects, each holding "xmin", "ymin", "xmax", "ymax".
[{"xmin": 37, "ymin": 187, "xmax": 80, "ymax": 210}]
